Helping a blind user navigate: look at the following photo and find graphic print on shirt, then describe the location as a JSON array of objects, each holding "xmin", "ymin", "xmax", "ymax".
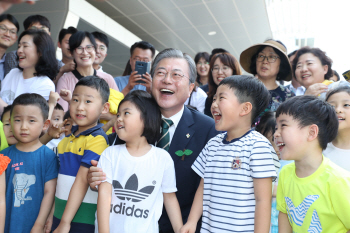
[
  {"xmin": 111, "ymin": 173, "xmax": 155, "ymax": 218},
  {"xmin": 285, "ymin": 195, "xmax": 322, "ymax": 232},
  {"xmin": 308, "ymin": 209, "xmax": 322, "ymax": 233},
  {"xmin": 12, "ymin": 173, "xmax": 36, "ymax": 207}
]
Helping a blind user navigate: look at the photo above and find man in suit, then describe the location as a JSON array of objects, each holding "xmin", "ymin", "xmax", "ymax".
[{"xmin": 89, "ymin": 48, "xmax": 217, "ymax": 233}]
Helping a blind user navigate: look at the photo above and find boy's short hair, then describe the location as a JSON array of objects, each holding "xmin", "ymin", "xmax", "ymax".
[
  {"xmin": 218, "ymin": 75, "xmax": 270, "ymax": 123},
  {"xmin": 1, "ymin": 105, "xmax": 12, "ymax": 121},
  {"xmin": 23, "ymin": 14, "xmax": 51, "ymax": 31},
  {"xmin": 118, "ymin": 90, "xmax": 161, "ymax": 145},
  {"xmin": 10, "ymin": 93, "xmax": 49, "ymax": 121},
  {"xmin": 64, "ymin": 110, "xmax": 71, "ymax": 120},
  {"xmin": 0, "ymin": 14, "xmax": 20, "ymax": 32},
  {"xmin": 54, "ymin": 103, "xmax": 64, "ymax": 111},
  {"xmin": 58, "ymin": 26, "xmax": 77, "ymax": 43},
  {"xmin": 276, "ymin": 95, "xmax": 338, "ymax": 150},
  {"xmin": 75, "ymin": 76, "xmax": 110, "ymax": 104},
  {"xmin": 92, "ymin": 31, "xmax": 109, "ymax": 48}
]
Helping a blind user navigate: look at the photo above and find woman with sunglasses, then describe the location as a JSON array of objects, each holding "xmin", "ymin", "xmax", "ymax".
[
  {"xmin": 56, "ymin": 31, "xmax": 119, "ymax": 112},
  {"xmin": 203, "ymin": 52, "xmax": 242, "ymax": 117},
  {"xmin": 240, "ymin": 39, "xmax": 294, "ymax": 113}
]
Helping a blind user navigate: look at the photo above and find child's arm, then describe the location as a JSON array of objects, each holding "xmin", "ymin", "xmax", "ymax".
[
  {"xmin": 53, "ymin": 166, "xmax": 89, "ymax": 233},
  {"xmin": 48, "ymin": 91, "xmax": 60, "ymax": 121},
  {"xmin": 0, "ymin": 173, "xmax": 5, "ymax": 233},
  {"xmin": 164, "ymin": 192, "xmax": 183, "ymax": 233},
  {"xmin": 180, "ymin": 178, "xmax": 204, "ymax": 233},
  {"xmin": 97, "ymin": 182, "xmax": 112, "ymax": 233},
  {"xmin": 278, "ymin": 212, "xmax": 292, "ymax": 233},
  {"xmin": 253, "ymin": 177, "xmax": 272, "ymax": 233},
  {"xmin": 40, "ymin": 120, "xmax": 68, "ymax": 145},
  {"xmin": 44, "ymin": 203, "xmax": 55, "ymax": 233},
  {"xmin": 31, "ymin": 178, "xmax": 57, "ymax": 233}
]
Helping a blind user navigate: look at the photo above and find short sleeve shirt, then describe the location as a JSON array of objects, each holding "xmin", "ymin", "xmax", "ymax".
[
  {"xmin": 3, "ymin": 145, "xmax": 58, "ymax": 233},
  {"xmin": 96, "ymin": 144, "xmax": 176, "ymax": 233},
  {"xmin": 277, "ymin": 157, "xmax": 350, "ymax": 232},
  {"xmin": 192, "ymin": 130, "xmax": 279, "ymax": 232}
]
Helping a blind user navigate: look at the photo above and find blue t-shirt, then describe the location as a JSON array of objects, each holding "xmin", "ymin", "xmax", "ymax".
[
  {"xmin": 114, "ymin": 75, "xmax": 146, "ymax": 92},
  {"xmin": 2, "ymin": 145, "xmax": 59, "ymax": 233}
]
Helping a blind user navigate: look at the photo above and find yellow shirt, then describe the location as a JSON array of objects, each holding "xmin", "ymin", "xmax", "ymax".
[{"xmin": 277, "ymin": 156, "xmax": 350, "ymax": 232}]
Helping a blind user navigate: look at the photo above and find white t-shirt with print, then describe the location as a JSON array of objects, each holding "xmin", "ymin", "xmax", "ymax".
[
  {"xmin": 95, "ymin": 144, "xmax": 177, "ymax": 233},
  {"xmin": 1, "ymin": 68, "xmax": 55, "ymax": 104},
  {"xmin": 323, "ymin": 142, "xmax": 350, "ymax": 171}
]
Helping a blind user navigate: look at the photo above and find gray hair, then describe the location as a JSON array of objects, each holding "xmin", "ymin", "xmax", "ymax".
[{"xmin": 150, "ymin": 48, "xmax": 196, "ymax": 84}]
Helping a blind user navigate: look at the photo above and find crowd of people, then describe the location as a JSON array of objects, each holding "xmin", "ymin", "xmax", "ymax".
[{"xmin": 0, "ymin": 11, "xmax": 348, "ymax": 233}]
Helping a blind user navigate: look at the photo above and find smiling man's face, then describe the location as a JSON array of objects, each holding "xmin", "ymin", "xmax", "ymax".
[{"xmin": 151, "ymin": 58, "xmax": 194, "ymax": 118}]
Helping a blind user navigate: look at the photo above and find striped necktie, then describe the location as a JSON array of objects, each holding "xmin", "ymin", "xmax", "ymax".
[{"xmin": 157, "ymin": 119, "xmax": 174, "ymax": 151}]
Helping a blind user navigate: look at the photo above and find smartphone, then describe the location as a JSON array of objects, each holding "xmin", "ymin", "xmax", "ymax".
[{"xmin": 135, "ymin": 61, "xmax": 151, "ymax": 84}]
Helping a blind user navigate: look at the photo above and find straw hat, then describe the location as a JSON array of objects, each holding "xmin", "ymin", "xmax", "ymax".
[{"xmin": 239, "ymin": 39, "xmax": 292, "ymax": 81}]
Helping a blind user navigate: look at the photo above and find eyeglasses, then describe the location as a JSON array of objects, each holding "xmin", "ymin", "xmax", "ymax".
[
  {"xmin": 75, "ymin": 45, "xmax": 95, "ymax": 54},
  {"xmin": 154, "ymin": 69, "xmax": 189, "ymax": 82},
  {"xmin": 0, "ymin": 25, "xmax": 17, "ymax": 37},
  {"xmin": 29, "ymin": 26, "xmax": 50, "ymax": 33},
  {"xmin": 197, "ymin": 62, "xmax": 209, "ymax": 66},
  {"xmin": 256, "ymin": 54, "xmax": 280, "ymax": 63},
  {"xmin": 97, "ymin": 45, "xmax": 107, "ymax": 53},
  {"xmin": 211, "ymin": 66, "xmax": 231, "ymax": 73}
]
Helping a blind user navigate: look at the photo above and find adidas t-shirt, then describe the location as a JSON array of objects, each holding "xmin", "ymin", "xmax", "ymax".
[
  {"xmin": 96, "ymin": 144, "xmax": 177, "ymax": 233},
  {"xmin": 192, "ymin": 130, "xmax": 279, "ymax": 233}
]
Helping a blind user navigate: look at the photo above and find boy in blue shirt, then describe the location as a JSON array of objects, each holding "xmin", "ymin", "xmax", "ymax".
[
  {"xmin": 2, "ymin": 93, "xmax": 59, "ymax": 233},
  {"xmin": 181, "ymin": 75, "xmax": 280, "ymax": 233},
  {"xmin": 52, "ymin": 76, "xmax": 110, "ymax": 233}
]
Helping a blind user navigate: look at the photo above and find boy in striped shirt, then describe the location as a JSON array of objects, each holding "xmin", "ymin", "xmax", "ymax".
[
  {"xmin": 181, "ymin": 75, "xmax": 279, "ymax": 233},
  {"xmin": 52, "ymin": 77, "xmax": 110, "ymax": 233}
]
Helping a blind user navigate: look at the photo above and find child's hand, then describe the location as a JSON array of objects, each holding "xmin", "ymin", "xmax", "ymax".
[
  {"xmin": 52, "ymin": 222, "xmax": 70, "ymax": 233},
  {"xmin": 48, "ymin": 119, "xmax": 68, "ymax": 139},
  {"xmin": 59, "ymin": 89, "xmax": 72, "ymax": 103},
  {"xmin": 49, "ymin": 91, "xmax": 60, "ymax": 107},
  {"xmin": 44, "ymin": 214, "xmax": 53, "ymax": 233},
  {"xmin": 180, "ymin": 222, "xmax": 197, "ymax": 233}
]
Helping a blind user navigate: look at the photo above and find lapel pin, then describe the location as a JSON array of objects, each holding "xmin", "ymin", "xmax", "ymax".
[
  {"xmin": 186, "ymin": 133, "xmax": 190, "ymax": 138},
  {"xmin": 175, "ymin": 149, "xmax": 193, "ymax": 160}
]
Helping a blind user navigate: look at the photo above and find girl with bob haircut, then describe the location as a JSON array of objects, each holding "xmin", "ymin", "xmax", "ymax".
[
  {"xmin": 240, "ymin": 39, "xmax": 294, "ymax": 113},
  {"xmin": 0, "ymin": 29, "xmax": 57, "ymax": 105},
  {"xmin": 324, "ymin": 85, "xmax": 350, "ymax": 171},
  {"xmin": 204, "ymin": 52, "xmax": 242, "ymax": 117},
  {"xmin": 56, "ymin": 31, "xmax": 119, "ymax": 111},
  {"xmin": 96, "ymin": 90, "xmax": 183, "ymax": 233},
  {"xmin": 292, "ymin": 46, "xmax": 334, "ymax": 97}
]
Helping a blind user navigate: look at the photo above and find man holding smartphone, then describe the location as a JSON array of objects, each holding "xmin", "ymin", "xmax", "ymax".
[{"xmin": 114, "ymin": 41, "xmax": 155, "ymax": 95}]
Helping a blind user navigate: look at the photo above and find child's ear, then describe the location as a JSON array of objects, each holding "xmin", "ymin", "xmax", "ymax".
[
  {"xmin": 239, "ymin": 102, "xmax": 253, "ymax": 117},
  {"xmin": 43, "ymin": 119, "xmax": 51, "ymax": 131},
  {"xmin": 307, "ymin": 124, "xmax": 319, "ymax": 142},
  {"xmin": 101, "ymin": 102, "xmax": 110, "ymax": 115}
]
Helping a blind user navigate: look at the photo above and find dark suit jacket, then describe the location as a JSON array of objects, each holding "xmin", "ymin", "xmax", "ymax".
[{"xmin": 159, "ymin": 106, "xmax": 218, "ymax": 233}]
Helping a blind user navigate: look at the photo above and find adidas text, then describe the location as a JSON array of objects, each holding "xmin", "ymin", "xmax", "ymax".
[{"xmin": 110, "ymin": 202, "xmax": 149, "ymax": 218}]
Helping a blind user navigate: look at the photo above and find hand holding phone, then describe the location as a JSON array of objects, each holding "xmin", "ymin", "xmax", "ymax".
[{"xmin": 135, "ymin": 61, "xmax": 151, "ymax": 84}]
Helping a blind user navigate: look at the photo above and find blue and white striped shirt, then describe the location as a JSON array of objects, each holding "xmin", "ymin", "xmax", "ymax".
[{"xmin": 192, "ymin": 130, "xmax": 280, "ymax": 233}]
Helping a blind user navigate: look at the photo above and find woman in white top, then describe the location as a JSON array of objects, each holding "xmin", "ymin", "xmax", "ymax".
[{"xmin": 0, "ymin": 29, "xmax": 57, "ymax": 107}]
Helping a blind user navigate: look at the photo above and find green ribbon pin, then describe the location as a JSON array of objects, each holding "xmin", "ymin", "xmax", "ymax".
[{"xmin": 175, "ymin": 149, "xmax": 193, "ymax": 160}]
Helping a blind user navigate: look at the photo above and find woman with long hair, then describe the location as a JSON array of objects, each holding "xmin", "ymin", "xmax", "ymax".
[
  {"xmin": 0, "ymin": 29, "xmax": 57, "ymax": 105},
  {"xmin": 203, "ymin": 52, "xmax": 242, "ymax": 117}
]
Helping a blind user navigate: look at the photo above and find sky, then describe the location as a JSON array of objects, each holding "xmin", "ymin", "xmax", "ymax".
[{"xmin": 266, "ymin": 0, "xmax": 349, "ymax": 77}]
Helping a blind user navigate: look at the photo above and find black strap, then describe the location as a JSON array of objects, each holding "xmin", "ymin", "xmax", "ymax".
[{"xmin": 72, "ymin": 69, "xmax": 97, "ymax": 80}]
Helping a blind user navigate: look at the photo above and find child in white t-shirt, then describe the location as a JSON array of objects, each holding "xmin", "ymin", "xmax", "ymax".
[
  {"xmin": 324, "ymin": 85, "xmax": 350, "ymax": 171},
  {"xmin": 96, "ymin": 90, "xmax": 183, "ymax": 233}
]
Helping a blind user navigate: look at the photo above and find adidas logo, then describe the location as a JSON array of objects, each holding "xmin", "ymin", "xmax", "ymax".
[{"xmin": 113, "ymin": 174, "xmax": 155, "ymax": 202}]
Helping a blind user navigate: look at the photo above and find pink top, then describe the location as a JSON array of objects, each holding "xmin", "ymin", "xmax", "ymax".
[{"xmin": 56, "ymin": 70, "xmax": 119, "ymax": 111}]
